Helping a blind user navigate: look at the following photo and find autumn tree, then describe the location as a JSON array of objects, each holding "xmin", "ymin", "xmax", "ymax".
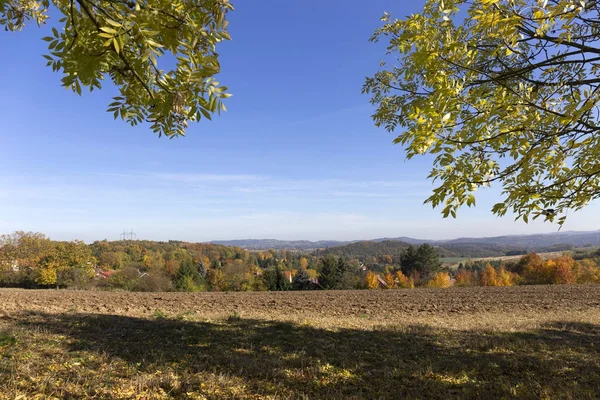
[
  {"xmin": 1, "ymin": 0, "xmax": 232, "ymax": 137},
  {"xmin": 496, "ymin": 266, "xmax": 515, "ymax": 286},
  {"xmin": 383, "ymin": 272, "xmax": 396, "ymax": 288},
  {"xmin": 365, "ymin": 270, "xmax": 379, "ymax": 289},
  {"xmin": 553, "ymin": 256, "xmax": 576, "ymax": 284},
  {"xmin": 574, "ymin": 259, "xmax": 600, "ymax": 283},
  {"xmin": 395, "ymin": 270, "xmax": 414, "ymax": 288},
  {"xmin": 480, "ymin": 264, "xmax": 498, "ymax": 287},
  {"xmin": 299, "ymin": 257, "xmax": 309, "ymax": 270},
  {"xmin": 512, "ymin": 253, "xmax": 544, "ymax": 276},
  {"xmin": 365, "ymin": 0, "xmax": 600, "ymax": 223},
  {"xmin": 455, "ymin": 268, "xmax": 477, "ymax": 287},
  {"xmin": 426, "ymin": 271, "xmax": 452, "ymax": 288}
]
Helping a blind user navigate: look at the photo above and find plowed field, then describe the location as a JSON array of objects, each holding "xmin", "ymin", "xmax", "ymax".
[{"xmin": 1, "ymin": 286, "xmax": 600, "ymax": 399}]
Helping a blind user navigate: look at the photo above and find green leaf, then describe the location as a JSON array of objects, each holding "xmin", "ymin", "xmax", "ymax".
[{"xmin": 100, "ymin": 26, "xmax": 117, "ymax": 34}]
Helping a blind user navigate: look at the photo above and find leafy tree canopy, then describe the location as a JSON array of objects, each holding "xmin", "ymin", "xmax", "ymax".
[
  {"xmin": 1, "ymin": 0, "xmax": 233, "ymax": 137},
  {"xmin": 364, "ymin": 0, "xmax": 600, "ymax": 225}
]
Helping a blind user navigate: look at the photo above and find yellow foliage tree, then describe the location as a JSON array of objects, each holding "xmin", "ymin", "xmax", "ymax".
[
  {"xmin": 365, "ymin": 271, "xmax": 379, "ymax": 289},
  {"xmin": 574, "ymin": 259, "xmax": 600, "ymax": 284},
  {"xmin": 306, "ymin": 269, "xmax": 318, "ymax": 280},
  {"xmin": 480, "ymin": 265, "xmax": 498, "ymax": 287},
  {"xmin": 496, "ymin": 267, "xmax": 514, "ymax": 287},
  {"xmin": 36, "ymin": 262, "xmax": 59, "ymax": 286},
  {"xmin": 395, "ymin": 270, "xmax": 414, "ymax": 289},
  {"xmin": 384, "ymin": 272, "xmax": 396, "ymax": 289},
  {"xmin": 299, "ymin": 257, "xmax": 309, "ymax": 270},
  {"xmin": 426, "ymin": 272, "xmax": 452, "ymax": 288}
]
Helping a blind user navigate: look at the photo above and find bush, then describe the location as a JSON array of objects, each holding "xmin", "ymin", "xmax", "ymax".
[
  {"xmin": 135, "ymin": 271, "xmax": 174, "ymax": 292},
  {"xmin": 107, "ymin": 266, "xmax": 140, "ymax": 291},
  {"xmin": 57, "ymin": 267, "xmax": 93, "ymax": 289}
]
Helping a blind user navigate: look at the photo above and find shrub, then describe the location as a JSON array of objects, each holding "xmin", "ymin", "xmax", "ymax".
[
  {"xmin": 57, "ymin": 267, "xmax": 93, "ymax": 289},
  {"xmin": 135, "ymin": 271, "xmax": 174, "ymax": 292},
  {"xmin": 107, "ymin": 266, "xmax": 140, "ymax": 291},
  {"xmin": 426, "ymin": 272, "xmax": 452, "ymax": 288}
]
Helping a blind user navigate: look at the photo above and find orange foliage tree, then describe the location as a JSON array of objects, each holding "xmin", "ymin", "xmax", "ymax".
[
  {"xmin": 480, "ymin": 264, "xmax": 498, "ymax": 287},
  {"xmin": 455, "ymin": 269, "xmax": 477, "ymax": 287}
]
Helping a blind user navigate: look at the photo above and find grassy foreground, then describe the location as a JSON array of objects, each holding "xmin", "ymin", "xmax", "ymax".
[{"xmin": 0, "ymin": 288, "xmax": 599, "ymax": 399}]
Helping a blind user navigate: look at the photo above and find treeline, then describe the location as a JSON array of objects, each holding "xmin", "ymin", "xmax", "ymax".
[
  {"xmin": 451, "ymin": 253, "xmax": 600, "ymax": 287},
  {"xmin": 319, "ymin": 240, "xmax": 580, "ymax": 260},
  {"xmin": 1, "ymin": 231, "xmax": 600, "ymax": 292},
  {"xmin": 0, "ymin": 232, "xmax": 442, "ymax": 291}
]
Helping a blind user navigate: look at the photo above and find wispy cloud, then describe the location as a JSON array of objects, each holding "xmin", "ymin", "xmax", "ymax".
[{"xmin": 153, "ymin": 173, "xmax": 266, "ymax": 183}]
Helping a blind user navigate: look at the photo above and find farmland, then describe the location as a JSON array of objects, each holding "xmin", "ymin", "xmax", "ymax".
[{"xmin": 1, "ymin": 286, "xmax": 600, "ymax": 399}]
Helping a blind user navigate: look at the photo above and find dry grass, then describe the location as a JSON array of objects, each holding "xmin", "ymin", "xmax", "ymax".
[{"xmin": 1, "ymin": 287, "xmax": 600, "ymax": 399}]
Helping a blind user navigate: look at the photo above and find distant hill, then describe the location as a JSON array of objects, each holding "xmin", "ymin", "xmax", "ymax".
[
  {"xmin": 209, "ymin": 229, "xmax": 600, "ymax": 257},
  {"xmin": 439, "ymin": 230, "xmax": 600, "ymax": 249},
  {"xmin": 371, "ymin": 236, "xmax": 430, "ymax": 245},
  {"xmin": 315, "ymin": 240, "xmax": 412, "ymax": 259},
  {"xmin": 209, "ymin": 239, "xmax": 351, "ymax": 251}
]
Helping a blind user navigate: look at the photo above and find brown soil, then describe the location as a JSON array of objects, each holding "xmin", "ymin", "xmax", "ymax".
[{"xmin": 2, "ymin": 285, "xmax": 599, "ymax": 329}]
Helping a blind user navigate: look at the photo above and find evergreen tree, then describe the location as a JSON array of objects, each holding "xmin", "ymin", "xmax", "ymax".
[
  {"xmin": 319, "ymin": 256, "xmax": 341, "ymax": 290},
  {"xmin": 292, "ymin": 268, "xmax": 312, "ymax": 290},
  {"xmin": 275, "ymin": 267, "xmax": 291, "ymax": 291},
  {"xmin": 176, "ymin": 259, "xmax": 202, "ymax": 291},
  {"xmin": 400, "ymin": 244, "xmax": 441, "ymax": 280},
  {"xmin": 262, "ymin": 267, "xmax": 277, "ymax": 291},
  {"xmin": 415, "ymin": 244, "xmax": 442, "ymax": 280},
  {"xmin": 400, "ymin": 245, "xmax": 418, "ymax": 276}
]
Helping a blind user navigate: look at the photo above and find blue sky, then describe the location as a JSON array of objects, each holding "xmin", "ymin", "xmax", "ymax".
[{"xmin": 1, "ymin": 0, "xmax": 599, "ymax": 242}]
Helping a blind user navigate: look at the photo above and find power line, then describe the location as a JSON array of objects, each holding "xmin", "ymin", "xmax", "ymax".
[{"xmin": 120, "ymin": 229, "xmax": 137, "ymax": 241}]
